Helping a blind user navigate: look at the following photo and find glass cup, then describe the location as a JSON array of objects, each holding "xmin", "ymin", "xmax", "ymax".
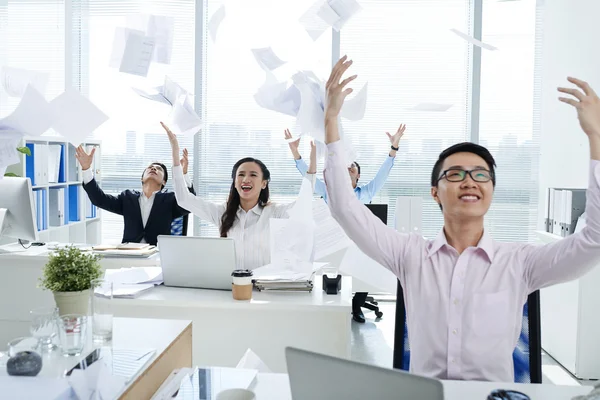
[
  {"xmin": 30, "ymin": 306, "xmax": 59, "ymax": 352},
  {"xmin": 7, "ymin": 336, "xmax": 40, "ymax": 357},
  {"xmin": 57, "ymin": 314, "xmax": 87, "ymax": 356},
  {"xmin": 91, "ymin": 278, "xmax": 113, "ymax": 342}
]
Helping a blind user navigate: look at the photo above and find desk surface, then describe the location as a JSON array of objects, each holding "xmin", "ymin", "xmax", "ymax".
[
  {"xmin": 2, "ymin": 318, "xmax": 192, "ymax": 399},
  {"xmin": 113, "ymin": 276, "xmax": 352, "ymax": 311},
  {"xmin": 251, "ymin": 373, "xmax": 593, "ymax": 400}
]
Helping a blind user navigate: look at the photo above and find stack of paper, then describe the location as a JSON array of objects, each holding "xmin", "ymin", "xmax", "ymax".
[
  {"xmin": 252, "ymin": 262, "xmax": 328, "ymax": 292},
  {"xmin": 92, "ymin": 244, "xmax": 158, "ymax": 258},
  {"xmin": 99, "ymin": 267, "xmax": 163, "ymax": 298}
]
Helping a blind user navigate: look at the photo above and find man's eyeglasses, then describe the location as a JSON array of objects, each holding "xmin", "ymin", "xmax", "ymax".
[{"xmin": 438, "ymin": 168, "xmax": 493, "ymax": 183}]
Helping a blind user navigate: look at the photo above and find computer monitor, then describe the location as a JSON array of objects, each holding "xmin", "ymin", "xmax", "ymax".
[
  {"xmin": 0, "ymin": 177, "xmax": 38, "ymax": 242},
  {"xmin": 365, "ymin": 204, "xmax": 388, "ymax": 224}
]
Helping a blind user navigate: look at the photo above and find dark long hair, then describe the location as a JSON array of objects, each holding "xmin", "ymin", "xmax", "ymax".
[{"xmin": 220, "ymin": 157, "xmax": 271, "ymax": 237}]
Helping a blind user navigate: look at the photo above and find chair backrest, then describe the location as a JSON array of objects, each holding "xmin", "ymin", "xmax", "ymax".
[
  {"xmin": 392, "ymin": 282, "xmax": 542, "ymax": 383},
  {"xmin": 170, "ymin": 214, "xmax": 189, "ymax": 236}
]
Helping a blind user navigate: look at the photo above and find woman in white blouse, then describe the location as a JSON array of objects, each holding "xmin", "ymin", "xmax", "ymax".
[{"xmin": 160, "ymin": 122, "xmax": 316, "ymax": 271}]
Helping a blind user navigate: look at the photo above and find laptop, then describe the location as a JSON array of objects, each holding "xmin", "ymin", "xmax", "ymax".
[
  {"xmin": 157, "ymin": 236, "xmax": 237, "ymax": 290},
  {"xmin": 285, "ymin": 347, "xmax": 444, "ymax": 400}
]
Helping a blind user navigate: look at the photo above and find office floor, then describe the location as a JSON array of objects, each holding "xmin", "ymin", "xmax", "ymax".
[{"xmin": 350, "ymin": 302, "xmax": 597, "ymax": 387}]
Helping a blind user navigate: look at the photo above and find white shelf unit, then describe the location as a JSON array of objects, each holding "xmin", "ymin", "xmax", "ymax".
[
  {"xmin": 534, "ymin": 230, "xmax": 600, "ymax": 380},
  {"xmin": 4, "ymin": 136, "xmax": 102, "ymax": 245}
]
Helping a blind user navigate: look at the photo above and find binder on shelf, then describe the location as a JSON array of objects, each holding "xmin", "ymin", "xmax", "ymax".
[
  {"xmin": 67, "ymin": 144, "xmax": 79, "ymax": 183},
  {"xmin": 68, "ymin": 185, "xmax": 80, "ymax": 223},
  {"xmin": 58, "ymin": 143, "xmax": 66, "ymax": 183},
  {"xmin": 47, "ymin": 144, "xmax": 62, "ymax": 183},
  {"xmin": 546, "ymin": 187, "xmax": 586, "ymax": 237},
  {"xmin": 49, "ymin": 188, "xmax": 66, "ymax": 227}
]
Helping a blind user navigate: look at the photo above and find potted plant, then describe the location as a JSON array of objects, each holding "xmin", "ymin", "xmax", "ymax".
[
  {"xmin": 4, "ymin": 147, "xmax": 31, "ymax": 177},
  {"xmin": 39, "ymin": 246, "xmax": 102, "ymax": 315}
]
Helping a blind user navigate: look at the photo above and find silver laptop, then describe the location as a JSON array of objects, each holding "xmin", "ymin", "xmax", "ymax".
[
  {"xmin": 285, "ymin": 347, "xmax": 444, "ymax": 400},
  {"xmin": 157, "ymin": 236, "xmax": 237, "ymax": 290}
]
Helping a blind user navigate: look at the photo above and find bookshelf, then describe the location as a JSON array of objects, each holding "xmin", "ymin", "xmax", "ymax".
[{"xmin": 3, "ymin": 136, "xmax": 102, "ymax": 245}]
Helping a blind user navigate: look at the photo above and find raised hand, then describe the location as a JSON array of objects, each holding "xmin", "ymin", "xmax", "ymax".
[
  {"xmin": 284, "ymin": 128, "xmax": 301, "ymax": 159},
  {"xmin": 325, "ymin": 55, "xmax": 357, "ymax": 120},
  {"xmin": 308, "ymin": 139, "xmax": 317, "ymax": 174},
  {"xmin": 160, "ymin": 121, "xmax": 181, "ymax": 167},
  {"xmin": 181, "ymin": 148, "xmax": 189, "ymax": 175},
  {"xmin": 558, "ymin": 77, "xmax": 600, "ymax": 139},
  {"xmin": 75, "ymin": 145, "xmax": 95, "ymax": 170},
  {"xmin": 386, "ymin": 124, "xmax": 407, "ymax": 147}
]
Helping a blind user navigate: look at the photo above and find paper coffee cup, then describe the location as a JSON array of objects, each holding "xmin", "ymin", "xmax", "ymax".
[{"xmin": 231, "ymin": 270, "xmax": 253, "ymax": 300}]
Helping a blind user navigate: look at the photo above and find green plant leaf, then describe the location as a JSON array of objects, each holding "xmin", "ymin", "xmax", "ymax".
[
  {"xmin": 3, "ymin": 172, "xmax": 19, "ymax": 177},
  {"xmin": 16, "ymin": 146, "xmax": 31, "ymax": 156},
  {"xmin": 39, "ymin": 246, "xmax": 103, "ymax": 292}
]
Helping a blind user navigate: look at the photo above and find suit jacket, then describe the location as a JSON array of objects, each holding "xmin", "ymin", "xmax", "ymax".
[{"xmin": 82, "ymin": 178, "xmax": 195, "ymax": 245}]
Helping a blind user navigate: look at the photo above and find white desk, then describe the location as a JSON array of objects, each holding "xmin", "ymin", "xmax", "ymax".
[
  {"xmin": 111, "ymin": 277, "xmax": 352, "ymax": 373},
  {"xmin": 2, "ymin": 317, "xmax": 192, "ymax": 400},
  {"xmin": 0, "ymin": 243, "xmax": 159, "ymax": 346},
  {"xmin": 249, "ymin": 373, "xmax": 593, "ymax": 400}
]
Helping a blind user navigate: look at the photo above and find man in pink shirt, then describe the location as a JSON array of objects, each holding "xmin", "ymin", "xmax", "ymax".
[{"xmin": 322, "ymin": 55, "xmax": 600, "ymax": 382}]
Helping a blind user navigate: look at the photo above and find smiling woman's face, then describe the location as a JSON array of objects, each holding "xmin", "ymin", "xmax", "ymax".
[{"xmin": 234, "ymin": 162, "xmax": 267, "ymax": 201}]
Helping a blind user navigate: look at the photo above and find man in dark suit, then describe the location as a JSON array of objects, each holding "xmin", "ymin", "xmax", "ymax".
[{"xmin": 75, "ymin": 145, "xmax": 194, "ymax": 245}]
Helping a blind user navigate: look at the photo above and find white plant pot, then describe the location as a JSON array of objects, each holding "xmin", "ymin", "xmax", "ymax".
[{"xmin": 53, "ymin": 289, "xmax": 90, "ymax": 316}]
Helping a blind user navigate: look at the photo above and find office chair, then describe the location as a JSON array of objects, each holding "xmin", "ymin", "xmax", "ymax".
[
  {"xmin": 392, "ymin": 281, "xmax": 542, "ymax": 383},
  {"xmin": 352, "ymin": 204, "xmax": 388, "ymax": 323},
  {"xmin": 170, "ymin": 214, "xmax": 189, "ymax": 236}
]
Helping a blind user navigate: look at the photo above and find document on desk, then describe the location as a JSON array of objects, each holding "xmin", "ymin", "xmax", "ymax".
[
  {"xmin": 1, "ymin": 66, "xmax": 49, "ymax": 98},
  {"xmin": 236, "ymin": 348, "xmax": 272, "ymax": 373},
  {"xmin": 104, "ymin": 267, "xmax": 163, "ymax": 285},
  {"xmin": 339, "ymin": 244, "xmax": 398, "ymax": 294},
  {"xmin": 176, "ymin": 367, "xmax": 258, "ymax": 399}
]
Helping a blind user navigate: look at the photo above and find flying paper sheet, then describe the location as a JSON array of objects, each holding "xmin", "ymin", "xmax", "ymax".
[
  {"xmin": 340, "ymin": 82, "xmax": 368, "ymax": 121},
  {"xmin": 299, "ymin": 0, "xmax": 332, "ymax": 41},
  {"xmin": 119, "ymin": 30, "xmax": 155, "ymax": 77},
  {"xmin": 49, "ymin": 87, "xmax": 109, "ymax": 145},
  {"xmin": 450, "ymin": 28, "xmax": 498, "ymax": 51},
  {"xmin": 339, "ymin": 244, "xmax": 398, "ymax": 294},
  {"xmin": 1, "ymin": 66, "xmax": 49, "ymax": 98},
  {"xmin": 254, "ymin": 79, "xmax": 300, "ymax": 117},
  {"xmin": 293, "ymin": 71, "xmax": 326, "ymax": 142},
  {"xmin": 409, "ymin": 103, "xmax": 453, "ymax": 112},
  {"xmin": 168, "ymin": 95, "xmax": 202, "ymax": 136},
  {"xmin": 208, "ymin": 4, "xmax": 226, "ymax": 43},
  {"xmin": 312, "ymin": 199, "xmax": 352, "ymax": 260},
  {"xmin": 317, "ymin": 2, "xmax": 341, "ymax": 27},
  {"xmin": 325, "ymin": 0, "xmax": 362, "ymax": 31},
  {"xmin": 0, "ymin": 85, "xmax": 53, "ymax": 136},
  {"xmin": 251, "ymin": 47, "xmax": 286, "ymax": 71},
  {"xmin": 132, "ymin": 75, "xmax": 187, "ymax": 106},
  {"xmin": 127, "ymin": 14, "xmax": 175, "ymax": 64},
  {"xmin": 0, "ymin": 132, "xmax": 23, "ymax": 172}
]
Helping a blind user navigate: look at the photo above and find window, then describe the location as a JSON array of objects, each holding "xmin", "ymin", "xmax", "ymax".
[
  {"xmin": 79, "ymin": 0, "xmax": 196, "ymax": 243},
  {"xmin": 479, "ymin": 0, "xmax": 541, "ymax": 242},
  {"xmin": 198, "ymin": 0, "xmax": 331, "ymax": 236},
  {"xmin": 339, "ymin": 0, "xmax": 472, "ymax": 239},
  {"xmin": 0, "ymin": 0, "xmax": 65, "ymax": 116}
]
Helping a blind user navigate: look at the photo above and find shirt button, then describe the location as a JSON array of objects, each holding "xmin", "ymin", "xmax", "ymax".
[
  {"xmin": 452, "ymin": 329, "xmax": 457, "ymax": 335},
  {"xmin": 453, "ymin": 299, "xmax": 459, "ymax": 305},
  {"xmin": 451, "ymin": 358, "xmax": 456, "ymax": 363}
]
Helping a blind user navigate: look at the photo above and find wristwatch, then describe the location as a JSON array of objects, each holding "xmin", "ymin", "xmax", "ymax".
[{"xmin": 391, "ymin": 145, "xmax": 399, "ymax": 151}]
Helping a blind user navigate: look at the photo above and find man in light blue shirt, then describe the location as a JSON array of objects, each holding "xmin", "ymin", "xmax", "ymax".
[{"xmin": 285, "ymin": 124, "xmax": 406, "ymax": 322}]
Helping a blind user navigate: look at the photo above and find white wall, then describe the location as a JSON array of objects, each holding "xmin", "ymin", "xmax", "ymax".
[{"xmin": 538, "ymin": 0, "xmax": 600, "ymax": 229}]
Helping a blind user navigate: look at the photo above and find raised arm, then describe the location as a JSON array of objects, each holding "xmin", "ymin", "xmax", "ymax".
[
  {"xmin": 323, "ymin": 56, "xmax": 416, "ymax": 275},
  {"xmin": 286, "ymin": 128, "xmax": 328, "ymax": 200},
  {"xmin": 172, "ymin": 148, "xmax": 195, "ymax": 218},
  {"xmin": 523, "ymin": 77, "xmax": 600, "ymax": 291},
  {"xmin": 361, "ymin": 125, "xmax": 405, "ymax": 200},
  {"xmin": 77, "ymin": 145, "xmax": 124, "ymax": 215},
  {"xmin": 161, "ymin": 122, "xmax": 223, "ymax": 226}
]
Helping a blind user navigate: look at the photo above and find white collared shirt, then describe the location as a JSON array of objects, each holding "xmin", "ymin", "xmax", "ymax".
[
  {"xmin": 171, "ymin": 165, "xmax": 314, "ymax": 270},
  {"xmin": 82, "ymin": 168, "xmax": 192, "ymax": 243}
]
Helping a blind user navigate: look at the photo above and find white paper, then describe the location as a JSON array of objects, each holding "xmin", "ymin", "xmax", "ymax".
[
  {"xmin": 340, "ymin": 82, "xmax": 368, "ymax": 121},
  {"xmin": 299, "ymin": 0, "xmax": 332, "ymax": 41},
  {"xmin": 0, "ymin": 132, "xmax": 23, "ymax": 171},
  {"xmin": 1, "ymin": 66, "xmax": 49, "ymax": 98},
  {"xmin": 450, "ymin": 28, "xmax": 498, "ymax": 51},
  {"xmin": 317, "ymin": 1, "xmax": 341, "ymax": 26},
  {"xmin": 127, "ymin": 14, "xmax": 175, "ymax": 64},
  {"xmin": 286, "ymin": 176, "xmax": 315, "ymax": 221},
  {"xmin": 293, "ymin": 71, "xmax": 326, "ymax": 143},
  {"xmin": 0, "ymin": 208, "xmax": 7, "ymax": 234},
  {"xmin": 339, "ymin": 244, "xmax": 398, "ymax": 294},
  {"xmin": 409, "ymin": 103, "xmax": 453, "ymax": 112},
  {"xmin": 327, "ymin": 0, "xmax": 362, "ymax": 31},
  {"xmin": 1, "ymin": 376, "xmax": 73, "ymax": 400},
  {"xmin": 251, "ymin": 47, "xmax": 286, "ymax": 71},
  {"xmin": 104, "ymin": 267, "xmax": 163, "ymax": 285},
  {"xmin": 119, "ymin": 29, "xmax": 155, "ymax": 77},
  {"xmin": 168, "ymin": 95, "xmax": 202, "ymax": 136},
  {"xmin": 0, "ymin": 85, "xmax": 53, "ymax": 136},
  {"xmin": 208, "ymin": 5, "xmax": 226, "ymax": 43},
  {"xmin": 236, "ymin": 348, "xmax": 272, "ymax": 373},
  {"xmin": 254, "ymin": 75, "xmax": 301, "ymax": 117},
  {"xmin": 176, "ymin": 367, "xmax": 257, "ymax": 399},
  {"xmin": 68, "ymin": 359, "xmax": 126, "ymax": 400},
  {"xmin": 270, "ymin": 218, "xmax": 315, "ymax": 272},
  {"xmin": 49, "ymin": 87, "xmax": 109, "ymax": 145},
  {"xmin": 312, "ymin": 199, "xmax": 352, "ymax": 259},
  {"xmin": 133, "ymin": 75, "xmax": 187, "ymax": 106}
]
